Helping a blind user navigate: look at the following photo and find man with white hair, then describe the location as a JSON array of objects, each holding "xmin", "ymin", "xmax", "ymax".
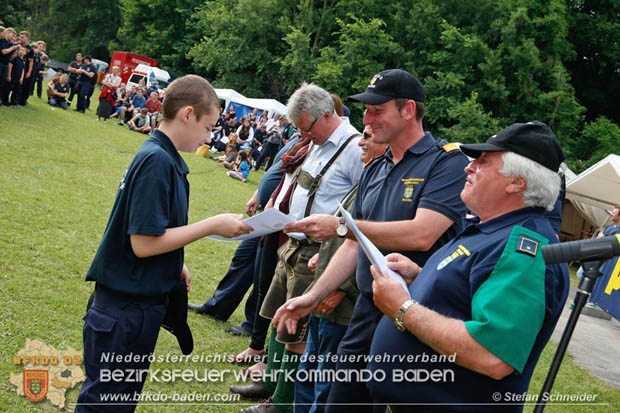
[{"xmin": 367, "ymin": 121, "xmax": 570, "ymax": 412}]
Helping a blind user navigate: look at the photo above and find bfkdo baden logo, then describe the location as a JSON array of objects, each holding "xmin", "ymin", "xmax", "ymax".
[
  {"xmin": 23, "ymin": 370, "xmax": 49, "ymax": 402},
  {"xmin": 10, "ymin": 339, "xmax": 85, "ymax": 409}
]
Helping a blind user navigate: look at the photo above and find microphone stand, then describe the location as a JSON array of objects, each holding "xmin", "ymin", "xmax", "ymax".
[{"xmin": 533, "ymin": 260, "xmax": 604, "ymax": 413}]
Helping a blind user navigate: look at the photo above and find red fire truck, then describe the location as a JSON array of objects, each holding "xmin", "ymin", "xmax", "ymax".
[{"xmin": 108, "ymin": 51, "xmax": 158, "ymax": 84}]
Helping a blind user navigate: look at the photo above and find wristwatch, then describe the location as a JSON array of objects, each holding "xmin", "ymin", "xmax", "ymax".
[
  {"xmin": 394, "ymin": 299, "xmax": 417, "ymax": 332},
  {"xmin": 336, "ymin": 216, "xmax": 348, "ymax": 238}
]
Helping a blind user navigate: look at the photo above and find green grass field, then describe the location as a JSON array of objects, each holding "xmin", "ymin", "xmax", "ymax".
[{"xmin": 1, "ymin": 93, "xmax": 618, "ymax": 412}]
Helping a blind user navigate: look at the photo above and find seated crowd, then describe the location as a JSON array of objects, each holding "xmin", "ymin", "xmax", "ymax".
[{"xmin": 209, "ymin": 106, "xmax": 301, "ymax": 182}]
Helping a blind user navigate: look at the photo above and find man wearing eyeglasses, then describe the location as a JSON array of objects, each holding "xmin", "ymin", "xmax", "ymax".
[{"xmin": 236, "ymin": 83, "xmax": 363, "ymax": 413}]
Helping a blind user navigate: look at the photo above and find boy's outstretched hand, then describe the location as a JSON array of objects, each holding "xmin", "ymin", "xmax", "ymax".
[{"xmin": 211, "ymin": 213, "xmax": 253, "ymax": 238}]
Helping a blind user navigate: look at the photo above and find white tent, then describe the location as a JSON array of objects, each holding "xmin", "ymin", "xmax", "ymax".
[
  {"xmin": 214, "ymin": 88, "xmax": 287, "ymax": 117},
  {"xmin": 559, "ymin": 164, "xmax": 609, "ymax": 238},
  {"xmin": 565, "ymin": 154, "xmax": 620, "ymax": 230},
  {"xmin": 214, "ymin": 88, "xmax": 246, "ymax": 111},
  {"xmin": 566, "ymin": 154, "xmax": 620, "ymax": 210},
  {"xmin": 241, "ymin": 97, "xmax": 287, "ymax": 117}
]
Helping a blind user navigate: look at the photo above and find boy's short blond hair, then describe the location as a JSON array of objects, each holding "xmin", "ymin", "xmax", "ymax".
[{"xmin": 20, "ymin": 30, "xmax": 30, "ymax": 38}]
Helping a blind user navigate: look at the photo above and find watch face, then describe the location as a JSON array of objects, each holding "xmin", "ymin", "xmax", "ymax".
[{"xmin": 336, "ymin": 224, "xmax": 347, "ymax": 237}]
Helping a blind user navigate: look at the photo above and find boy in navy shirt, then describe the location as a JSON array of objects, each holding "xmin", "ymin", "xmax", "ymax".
[
  {"xmin": 75, "ymin": 74, "xmax": 253, "ymax": 412},
  {"xmin": 0, "ymin": 27, "xmax": 19, "ymax": 105},
  {"xmin": 17, "ymin": 31, "xmax": 34, "ymax": 106},
  {"xmin": 7, "ymin": 45, "xmax": 26, "ymax": 106}
]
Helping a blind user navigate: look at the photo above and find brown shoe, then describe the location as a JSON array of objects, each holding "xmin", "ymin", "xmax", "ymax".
[
  {"xmin": 230, "ymin": 380, "xmax": 273, "ymax": 400},
  {"xmin": 239, "ymin": 397, "xmax": 291, "ymax": 413}
]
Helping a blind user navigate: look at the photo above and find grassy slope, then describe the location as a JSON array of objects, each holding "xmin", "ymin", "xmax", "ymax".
[{"xmin": 0, "ymin": 94, "xmax": 618, "ymax": 412}]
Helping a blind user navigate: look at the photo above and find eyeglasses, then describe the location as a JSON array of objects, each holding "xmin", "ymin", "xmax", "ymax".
[{"xmin": 299, "ymin": 116, "xmax": 319, "ymax": 135}]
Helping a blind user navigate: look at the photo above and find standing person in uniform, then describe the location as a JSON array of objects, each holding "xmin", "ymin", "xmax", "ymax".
[
  {"xmin": 7, "ymin": 45, "xmax": 26, "ymax": 107},
  {"xmin": 74, "ymin": 74, "xmax": 253, "ymax": 413},
  {"xmin": 74, "ymin": 55, "xmax": 96, "ymax": 113},
  {"xmin": 17, "ymin": 31, "xmax": 34, "ymax": 106},
  {"xmin": 67, "ymin": 52, "xmax": 83, "ymax": 104},
  {"xmin": 366, "ymin": 121, "xmax": 569, "ymax": 412},
  {"xmin": 272, "ymin": 69, "xmax": 469, "ymax": 412},
  {"xmin": 34, "ymin": 40, "xmax": 48, "ymax": 98},
  {"xmin": 0, "ymin": 27, "xmax": 19, "ymax": 106}
]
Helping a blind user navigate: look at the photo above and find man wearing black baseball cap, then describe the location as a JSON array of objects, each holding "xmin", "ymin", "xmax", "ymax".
[
  {"xmin": 459, "ymin": 120, "xmax": 564, "ymax": 172},
  {"xmin": 365, "ymin": 121, "xmax": 569, "ymax": 412},
  {"xmin": 272, "ymin": 69, "xmax": 469, "ymax": 412}
]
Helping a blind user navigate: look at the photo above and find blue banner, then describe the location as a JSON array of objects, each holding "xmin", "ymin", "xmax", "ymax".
[{"xmin": 590, "ymin": 255, "xmax": 620, "ymax": 320}]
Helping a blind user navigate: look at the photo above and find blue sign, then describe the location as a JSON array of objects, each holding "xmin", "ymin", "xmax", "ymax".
[{"xmin": 590, "ymin": 255, "xmax": 620, "ymax": 320}]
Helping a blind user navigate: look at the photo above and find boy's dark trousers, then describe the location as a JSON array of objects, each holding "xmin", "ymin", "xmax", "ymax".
[
  {"xmin": 9, "ymin": 81, "xmax": 22, "ymax": 105},
  {"xmin": 35, "ymin": 73, "xmax": 43, "ymax": 98},
  {"xmin": 0, "ymin": 64, "xmax": 9, "ymax": 103},
  {"xmin": 75, "ymin": 285, "xmax": 166, "ymax": 412},
  {"xmin": 68, "ymin": 78, "xmax": 80, "ymax": 103},
  {"xmin": 18, "ymin": 74, "xmax": 34, "ymax": 105}
]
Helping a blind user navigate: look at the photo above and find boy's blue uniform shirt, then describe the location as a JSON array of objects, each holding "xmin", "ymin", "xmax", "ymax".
[{"xmin": 86, "ymin": 129, "xmax": 189, "ymax": 296}]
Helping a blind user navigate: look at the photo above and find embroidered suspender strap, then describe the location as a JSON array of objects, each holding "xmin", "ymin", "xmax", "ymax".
[{"xmin": 302, "ymin": 133, "xmax": 360, "ymax": 217}]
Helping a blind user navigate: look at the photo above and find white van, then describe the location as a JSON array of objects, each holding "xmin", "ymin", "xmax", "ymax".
[{"xmin": 126, "ymin": 64, "xmax": 172, "ymax": 92}]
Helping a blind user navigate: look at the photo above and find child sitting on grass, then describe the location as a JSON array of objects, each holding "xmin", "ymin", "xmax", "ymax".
[
  {"xmin": 226, "ymin": 150, "xmax": 250, "ymax": 182},
  {"xmin": 217, "ymin": 132, "xmax": 238, "ymax": 168}
]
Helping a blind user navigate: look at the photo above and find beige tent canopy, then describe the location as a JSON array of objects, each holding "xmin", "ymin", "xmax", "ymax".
[{"xmin": 560, "ymin": 155, "xmax": 620, "ymax": 240}]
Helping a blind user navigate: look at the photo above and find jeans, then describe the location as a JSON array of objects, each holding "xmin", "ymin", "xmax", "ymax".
[
  {"xmin": 49, "ymin": 98, "xmax": 69, "ymax": 109},
  {"xmin": 295, "ymin": 315, "xmax": 348, "ymax": 413}
]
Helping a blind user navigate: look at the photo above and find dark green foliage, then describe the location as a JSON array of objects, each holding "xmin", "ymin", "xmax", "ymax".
[{"xmin": 2, "ymin": 0, "xmax": 617, "ymax": 172}]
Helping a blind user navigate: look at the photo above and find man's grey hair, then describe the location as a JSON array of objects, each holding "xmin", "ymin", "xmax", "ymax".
[
  {"xmin": 500, "ymin": 152, "xmax": 560, "ymax": 211},
  {"xmin": 287, "ymin": 82, "xmax": 335, "ymax": 125}
]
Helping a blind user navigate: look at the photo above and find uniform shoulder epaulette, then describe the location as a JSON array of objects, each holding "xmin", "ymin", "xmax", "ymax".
[{"xmin": 442, "ymin": 143, "xmax": 460, "ymax": 152}]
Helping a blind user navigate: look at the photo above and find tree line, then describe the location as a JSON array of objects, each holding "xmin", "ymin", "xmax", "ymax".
[{"xmin": 3, "ymin": 0, "xmax": 618, "ymax": 173}]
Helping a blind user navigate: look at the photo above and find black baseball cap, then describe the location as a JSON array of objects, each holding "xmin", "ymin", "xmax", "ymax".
[
  {"xmin": 161, "ymin": 283, "xmax": 194, "ymax": 355},
  {"xmin": 459, "ymin": 121, "xmax": 565, "ymax": 172},
  {"xmin": 348, "ymin": 69, "xmax": 426, "ymax": 104}
]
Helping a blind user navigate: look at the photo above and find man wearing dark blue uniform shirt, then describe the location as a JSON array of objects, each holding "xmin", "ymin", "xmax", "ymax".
[
  {"xmin": 74, "ymin": 55, "xmax": 97, "ymax": 113},
  {"xmin": 67, "ymin": 52, "xmax": 83, "ymax": 104},
  {"xmin": 74, "ymin": 75, "xmax": 252, "ymax": 412},
  {"xmin": 368, "ymin": 121, "xmax": 570, "ymax": 412},
  {"xmin": 272, "ymin": 69, "xmax": 469, "ymax": 412}
]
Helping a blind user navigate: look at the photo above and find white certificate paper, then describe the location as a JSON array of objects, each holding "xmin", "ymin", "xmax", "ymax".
[
  {"xmin": 338, "ymin": 203, "xmax": 411, "ymax": 297},
  {"xmin": 207, "ymin": 208, "xmax": 294, "ymax": 241}
]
